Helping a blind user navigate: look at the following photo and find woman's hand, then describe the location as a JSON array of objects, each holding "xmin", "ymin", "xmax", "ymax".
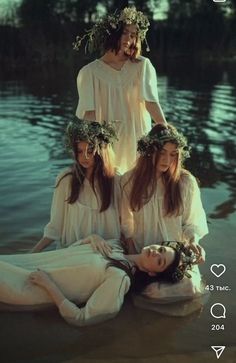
[
  {"xmin": 29, "ymin": 269, "xmax": 52, "ymax": 288},
  {"xmin": 82, "ymin": 234, "xmax": 112, "ymax": 257},
  {"xmin": 187, "ymin": 240, "xmax": 206, "ymax": 264},
  {"xmin": 29, "ymin": 269, "xmax": 66, "ymax": 308}
]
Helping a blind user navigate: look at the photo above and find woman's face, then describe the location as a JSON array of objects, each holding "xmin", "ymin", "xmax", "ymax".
[
  {"xmin": 77, "ymin": 141, "xmax": 95, "ymax": 170},
  {"xmin": 140, "ymin": 244, "xmax": 175, "ymax": 274},
  {"xmin": 120, "ymin": 24, "xmax": 138, "ymax": 55},
  {"xmin": 155, "ymin": 142, "xmax": 179, "ymax": 175}
]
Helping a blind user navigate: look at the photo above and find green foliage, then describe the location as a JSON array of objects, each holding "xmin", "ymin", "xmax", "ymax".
[
  {"xmin": 73, "ymin": 6, "xmax": 150, "ymax": 54},
  {"xmin": 0, "ymin": 0, "xmax": 236, "ymax": 66}
]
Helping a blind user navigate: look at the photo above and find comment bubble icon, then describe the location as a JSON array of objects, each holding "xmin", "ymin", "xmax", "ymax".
[{"xmin": 210, "ymin": 303, "xmax": 226, "ymax": 319}]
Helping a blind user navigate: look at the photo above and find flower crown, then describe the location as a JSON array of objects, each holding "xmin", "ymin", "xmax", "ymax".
[
  {"xmin": 137, "ymin": 125, "xmax": 190, "ymax": 159},
  {"xmin": 66, "ymin": 117, "xmax": 118, "ymax": 151},
  {"xmin": 73, "ymin": 6, "xmax": 150, "ymax": 54},
  {"xmin": 162, "ymin": 241, "xmax": 197, "ymax": 282}
]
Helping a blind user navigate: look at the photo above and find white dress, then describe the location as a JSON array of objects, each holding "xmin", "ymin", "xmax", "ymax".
[
  {"xmin": 121, "ymin": 171, "xmax": 209, "ymax": 251},
  {"xmin": 76, "ymin": 56, "xmax": 160, "ymax": 173},
  {"xmin": 0, "ymin": 240, "xmax": 130, "ymax": 326},
  {"xmin": 44, "ymin": 170, "xmax": 121, "ymax": 248}
]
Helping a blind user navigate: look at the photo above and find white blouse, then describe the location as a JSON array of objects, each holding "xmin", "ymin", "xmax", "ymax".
[
  {"xmin": 121, "ymin": 171, "xmax": 208, "ymax": 252},
  {"xmin": 44, "ymin": 169, "xmax": 121, "ymax": 248},
  {"xmin": 76, "ymin": 56, "xmax": 160, "ymax": 173},
  {"xmin": 0, "ymin": 241, "xmax": 131, "ymax": 326}
]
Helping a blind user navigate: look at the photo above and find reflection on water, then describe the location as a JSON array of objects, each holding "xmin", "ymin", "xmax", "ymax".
[
  {"xmin": 0, "ymin": 64, "xmax": 236, "ymax": 360},
  {"xmin": 1, "ymin": 65, "xmax": 235, "ymax": 247}
]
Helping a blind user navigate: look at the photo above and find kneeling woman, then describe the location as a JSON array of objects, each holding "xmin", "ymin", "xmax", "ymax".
[
  {"xmin": 0, "ymin": 237, "xmax": 194, "ymax": 326},
  {"xmin": 120, "ymin": 124, "xmax": 208, "ymax": 300},
  {"xmin": 121, "ymin": 123, "xmax": 208, "ymax": 255},
  {"xmin": 32, "ymin": 118, "xmax": 121, "ymax": 252}
]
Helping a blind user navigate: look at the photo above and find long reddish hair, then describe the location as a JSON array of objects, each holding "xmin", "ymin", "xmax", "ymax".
[
  {"xmin": 57, "ymin": 142, "xmax": 116, "ymax": 212},
  {"xmin": 125, "ymin": 144, "xmax": 190, "ymax": 217}
]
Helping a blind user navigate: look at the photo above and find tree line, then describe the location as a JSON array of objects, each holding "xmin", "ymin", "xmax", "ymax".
[{"xmin": 0, "ymin": 0, "xmax": 235, "ymax": 69}]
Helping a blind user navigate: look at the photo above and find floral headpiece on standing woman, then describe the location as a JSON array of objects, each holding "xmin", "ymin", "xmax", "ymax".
[
  {"xmin": 137, "ymin": 124, "xmax": 191, "ymax": 160},
  {"xmin": 73, "ymin": 6, "xmax": 150, "ymax": 54},
  {"xmin": 66, "ymin": 117, "xmax": 118, "ymax": 157}
]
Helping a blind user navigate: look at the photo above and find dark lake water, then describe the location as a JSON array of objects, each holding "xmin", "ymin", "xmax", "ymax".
[{"xmin": 0, "ymin": 61, "xmax": 235, "ymax": 362}]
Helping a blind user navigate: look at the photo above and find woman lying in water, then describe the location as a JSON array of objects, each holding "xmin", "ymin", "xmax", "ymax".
[{"xmin": 0, "ymin": 236, "xmax": 198, "ymax": 326}]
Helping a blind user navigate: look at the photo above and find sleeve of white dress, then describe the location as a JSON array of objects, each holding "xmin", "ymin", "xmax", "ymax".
[
  {"xmin": 76, "ymin": 65, "xmax": 95, "ymax": 118},
  {"xmin": 182, "ymin": 174, "xmax": 209, "ymax": 242},
  {"xmin": 43, "ymin": 172, "xmax": 70, "ymax": 241},
  {"xmin": 140, "ymin": 57, "xmax": 159, "ymax": 103},
  {"xmin": 120, "ymin": 173, "xmax": 134, "ymax": 238},
  {"xmin": 58, "ymin": 267, "xmax": 130, "ymax": 326}
]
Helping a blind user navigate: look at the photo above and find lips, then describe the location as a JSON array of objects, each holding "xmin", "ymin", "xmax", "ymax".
[{"xmin": 81, "ymin": 162, "xmax": 90, "ymax": 167}]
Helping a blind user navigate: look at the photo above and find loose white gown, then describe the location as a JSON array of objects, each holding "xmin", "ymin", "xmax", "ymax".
[
  {"xmin": 76, "ymin": 56, "xmax": 160, "ymax": 173},
  {"xmin": 0, "ymin": 240, "xmax": 130, "ymax": 326}
]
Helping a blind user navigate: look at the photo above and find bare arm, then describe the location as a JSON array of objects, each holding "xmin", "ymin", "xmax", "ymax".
[
  {"xmin": 145, "ymin": 101, "xmax": 167, "ymax": 125},
  {"xmin": 31, "ymin": 237, "xmax": 55, "ymax": 253}
]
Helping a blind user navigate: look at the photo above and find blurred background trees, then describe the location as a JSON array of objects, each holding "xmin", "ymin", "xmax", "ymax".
[{"xmin": 0, "ymin": 0, "xmax": 235, "ymax": 69}]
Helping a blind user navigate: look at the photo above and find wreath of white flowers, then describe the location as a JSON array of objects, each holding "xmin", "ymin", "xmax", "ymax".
[{"xmin": 73, "ymin": 6, "xmax": 150, "ymax": 54}]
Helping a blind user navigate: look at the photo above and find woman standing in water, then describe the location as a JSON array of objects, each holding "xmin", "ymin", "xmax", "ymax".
[
  {"xmin": 74, "ymin": 6, "xmax": 167, "ymax": 173},
  {"xmin": 32, "ymin": 117, "xmax": 121, "ymax": 252},
  {"xmin": 0, "ymin": 237, "xmax": 196, "ymax": 326}
]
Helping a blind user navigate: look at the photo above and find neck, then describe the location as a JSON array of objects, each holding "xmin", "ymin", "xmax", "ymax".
[
  {"xmin": 103, "ymin": 50, "xmax": 128, "ymax": 63},
  {"xmin": 125, "ymin": 254, "xmax": 142, "ymax": 269}
]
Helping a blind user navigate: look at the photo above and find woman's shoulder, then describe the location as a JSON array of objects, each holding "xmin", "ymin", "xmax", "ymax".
[
  {"xmin": 106, "ymin": 265, "xmax": 130, "ymax": 281},
  {"xmin": 78, "ymin": 60, "xmax": 98, "ymax": 74},
  {"xmin": 180, "ymin": 170, "xmax": 199, "ymax": 189},
  {"xmin": 137, "ymin": 56, "xmax": 153, "ymax": 66},
  {"xmin": 55, "ymin": 168, "xmax": 73, "ymax": 185}
]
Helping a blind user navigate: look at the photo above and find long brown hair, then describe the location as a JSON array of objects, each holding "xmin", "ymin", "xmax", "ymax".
[
  {"xmin": 125, "ymin": 141, "xmax": 190, "ymax": 217},
  {"xmin": 57, "ymin": 143, "xmax": 116, "ymax": 213}
]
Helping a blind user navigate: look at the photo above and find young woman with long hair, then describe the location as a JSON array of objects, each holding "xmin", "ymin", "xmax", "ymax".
[
  {"xmin": 74, "ymin": 6, "xmax": 167, "ymax": 173},
  {"xmin": 32, "ymin": 118, "xmax": 121, "ymax": 252},
  {"xmin": 0, "ymin": 237, "xmax": 195, "ymax": 326},
  {"xmin": 121, "ymin": 123, "xmax": 208, "ymax": 258}
]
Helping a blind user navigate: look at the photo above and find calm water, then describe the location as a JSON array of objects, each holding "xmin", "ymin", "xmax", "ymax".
[{"xmin": 0, "ymin": 63, "xmax": 236, "ymax": 362}]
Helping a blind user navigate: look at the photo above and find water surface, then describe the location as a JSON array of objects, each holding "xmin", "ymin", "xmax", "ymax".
[{"xmin": 0, "ymin": 63, "xmax": 235, "ymax": 362}]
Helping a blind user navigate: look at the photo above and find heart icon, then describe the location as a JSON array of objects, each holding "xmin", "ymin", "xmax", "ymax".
[{"xmin": 210, "ymin": 264, "xmax": 226, "ymax": 278}]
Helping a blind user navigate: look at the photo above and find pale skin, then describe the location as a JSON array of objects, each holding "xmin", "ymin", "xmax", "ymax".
[
  {"xmin": 28, "ymin": 238, "xmax": 176, "ymax": 308},
  {"xmin": 83, "ymin": 24, "xmax": 166, "ymax": 125},
  {"xmin": 125, "ymin": 142, "xmax": 206, "ymax": 264},
  {"xmin": 31, "ymin": 142, "xmax": 96, "ymax": 253}
]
